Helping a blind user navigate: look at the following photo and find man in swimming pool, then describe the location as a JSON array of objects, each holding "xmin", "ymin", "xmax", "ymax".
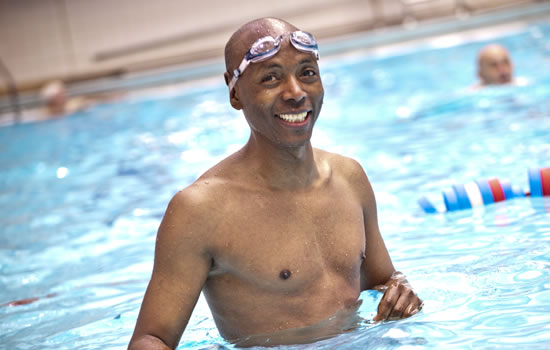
[
  {"xmin": 476, "ymin": 44, "xmax": 514, "ymax": 86},
  {"xmin": 128, "ymin": 17, "xmax": 422, "ymax": 349}
]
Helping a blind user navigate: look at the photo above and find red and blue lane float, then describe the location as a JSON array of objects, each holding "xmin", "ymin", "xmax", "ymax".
[{"xmin": 418, "ymin": 167, "xmax": 550, "ymax": 214}]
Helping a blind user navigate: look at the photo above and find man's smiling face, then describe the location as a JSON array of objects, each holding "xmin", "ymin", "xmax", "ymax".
[{"xmin": 230, "ymin": 31, "xmax": 324, "ymax": 148}]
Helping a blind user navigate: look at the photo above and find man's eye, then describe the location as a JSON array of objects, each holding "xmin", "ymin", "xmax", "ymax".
[
  {"xmin": 261, "ymin": 75, "xmax": 277, "ymax": 83},
  {"xmin": 302, "ymin": 69, "xmax": 317, "ymax": 77}
]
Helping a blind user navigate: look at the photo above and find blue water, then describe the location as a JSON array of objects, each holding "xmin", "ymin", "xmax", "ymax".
[{"xmin": 2, "ymin": 21, "xmax": 550, "ymax": 349}]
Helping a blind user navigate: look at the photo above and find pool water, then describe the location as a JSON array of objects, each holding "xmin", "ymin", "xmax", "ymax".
[{"xmin": 1, "ymin": 21, "xmax": 550, "ymax": 349}]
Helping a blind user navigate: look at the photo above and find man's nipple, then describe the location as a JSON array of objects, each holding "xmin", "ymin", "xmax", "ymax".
[{"xmin": 280, "ymin": 269, "xmax": 291, "ymax": 280}]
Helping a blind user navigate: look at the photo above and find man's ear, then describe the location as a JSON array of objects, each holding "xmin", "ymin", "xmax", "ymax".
[{"xmin": 224, "ymin": 71, "xmax": 243, "ymax": 110}]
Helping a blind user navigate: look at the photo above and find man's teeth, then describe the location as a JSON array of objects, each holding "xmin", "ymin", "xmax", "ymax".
[{"xmin": 278, "ymin": 112, "xmax": 308, "ymax": 123}]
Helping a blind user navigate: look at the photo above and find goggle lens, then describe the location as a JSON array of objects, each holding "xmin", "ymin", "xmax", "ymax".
[
  {"xmin": 291, "ymin": 31, "xmax": 316, "ymax": 48},
  {"xmin": 250, "ymin": 38, "xmax": 277, "ymax": 56},
  {"xmin": 247, "ymin": 37, "xmax": 280, "ymax": 62}
]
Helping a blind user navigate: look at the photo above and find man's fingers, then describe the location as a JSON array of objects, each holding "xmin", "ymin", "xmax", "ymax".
[
  {"xmin": 392, "ymin": 288, "xmax": 424, "ymax": 319},
  {"xmin": 404, "ymin": 299, "xmax": 424, "ymax": 317},
  {"xmin": 374, "ymin": 287, "xmax": 398, "ymax": 321},
  {"xmin": 388, "ymin": 293, "xmax": 409, "ymax": 319},
  {"xmin": 374, "ymin": 284, "xmax": 423, "ymax": 322}
]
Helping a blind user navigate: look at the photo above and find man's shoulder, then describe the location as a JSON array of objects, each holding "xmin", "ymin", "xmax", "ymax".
[
  {"xmin": 314, "ymin": 148, "xmax": 371, "ymax": 200},
  {"xmin": 314, "ymin": 148, "xmax": 365, "ymax": 175},
  {"xmin": 172, "ymin": 175, "xmax": 232, "ymax": 210},
  {"xmin": 160, "ymin": 178, "xmax": 233, "ymax": 243},
  {"xmin": 170, "ymin": 159, "xmax": 250, "ymax": 213}
]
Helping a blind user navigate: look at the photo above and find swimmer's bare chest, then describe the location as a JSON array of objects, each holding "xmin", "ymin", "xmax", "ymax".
[
  {"xmin": 205, "ymin": 185, "xmax": 366, "ymax": 292},
  {"xmin": 200, "ymin": 184, "xmax": 367, "ymax": 337}
]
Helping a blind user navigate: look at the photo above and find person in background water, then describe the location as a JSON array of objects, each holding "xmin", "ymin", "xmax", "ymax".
[
  {"xmin": 40, "ymin": 80, "xmax": 88, "ymax": 117},
  {"xmin": 477, "ymin": 44, "xmax": 513, "ymax": 85},
  {"xmin": 475, "ymin": 43, "xmax": 528, "ymax": 88},
  {"xmin": 128, "ymin": 17, "xmax": 423, "ymax": 349}
]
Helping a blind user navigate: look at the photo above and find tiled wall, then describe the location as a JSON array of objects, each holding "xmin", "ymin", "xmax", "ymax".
[{"xmin": 0, "ymin": 0, "xmax": 538, "ymax": 91}]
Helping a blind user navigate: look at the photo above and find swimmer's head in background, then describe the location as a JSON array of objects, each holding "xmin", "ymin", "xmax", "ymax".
[
  {"xmin": 40, "ymin": 80, "xmax": 67, "ymax": 114},
  {"xmin": 477, "ymin": 44, "xmax": 513, "ymax": 85}
]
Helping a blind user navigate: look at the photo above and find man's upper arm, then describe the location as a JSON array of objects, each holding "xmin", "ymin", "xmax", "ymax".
[
  {"xmin": 129, "ymin": 189, "xmax": 213, "ymax": 349},
  {"xmin": 346, "ymin": 159, "xmax": 395, "ymax": 290}
]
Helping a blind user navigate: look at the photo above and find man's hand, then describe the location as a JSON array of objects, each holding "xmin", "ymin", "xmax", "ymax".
[{"xmin": 373, "ymin": 271, "xmax": 423, "ymax": 322}]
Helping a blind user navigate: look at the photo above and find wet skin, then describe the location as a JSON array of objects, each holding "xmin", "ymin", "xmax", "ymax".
[
  {"xmin": 229, "ymin": 40, "xmax": 324, "ymax": 150},
  {"xmin": 129, "ymin": 18, "xmax": 422, "ymax": 350}
]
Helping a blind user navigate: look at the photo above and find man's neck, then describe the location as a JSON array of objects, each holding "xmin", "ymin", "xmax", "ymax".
[{"xmin": 241, "ymin": 134, "xmax": 321, "ymax": 191}]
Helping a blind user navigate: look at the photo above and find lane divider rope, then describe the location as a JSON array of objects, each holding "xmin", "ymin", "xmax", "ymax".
[{"xmin": 418, "ymin": 167, "xmax": 550, "ymax": 213}]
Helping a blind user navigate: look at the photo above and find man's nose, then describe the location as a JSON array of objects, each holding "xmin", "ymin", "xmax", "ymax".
[
  {"xmin": 497, "ymin": 63, "xmax": 510, "ymax": 73},
  {"xmin": 281, "ymin": 76, "xmax": 306, "ymax": 104}
]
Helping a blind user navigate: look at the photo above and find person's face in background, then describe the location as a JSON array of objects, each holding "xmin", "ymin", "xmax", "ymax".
[
  {"xmin": 478, "ymin": 45, "xmax": 513, "ymax": 85},
  {"xmin": 50, "ymin": 88, "xmax": 67, "ymax": 111},
  {"xmin": 42, "ymin": 81, "xmax": 68, "ymax": 115}
]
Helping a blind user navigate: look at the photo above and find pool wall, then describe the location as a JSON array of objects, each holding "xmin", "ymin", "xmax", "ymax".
[{"xmin": 1, "ymin": 0, "xmax": 549, "ymax": 124}]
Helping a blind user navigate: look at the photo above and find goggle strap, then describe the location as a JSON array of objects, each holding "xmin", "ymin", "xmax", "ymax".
[
  {"xmin": 228, "ymin": 76, "xmax": 238, "ymax": 92},
  {"xmin": 235, "ymin": 59, "xmax": 250, "ymax": 79},
  {"xmin": 228, "ymin": 58, "xmax": 250, "ymax": 91}
]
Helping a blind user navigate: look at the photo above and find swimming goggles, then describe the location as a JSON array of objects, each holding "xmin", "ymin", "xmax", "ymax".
[{"xmin": 228, "ymin": 30, "xmax": 320, "ymax": 91}]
